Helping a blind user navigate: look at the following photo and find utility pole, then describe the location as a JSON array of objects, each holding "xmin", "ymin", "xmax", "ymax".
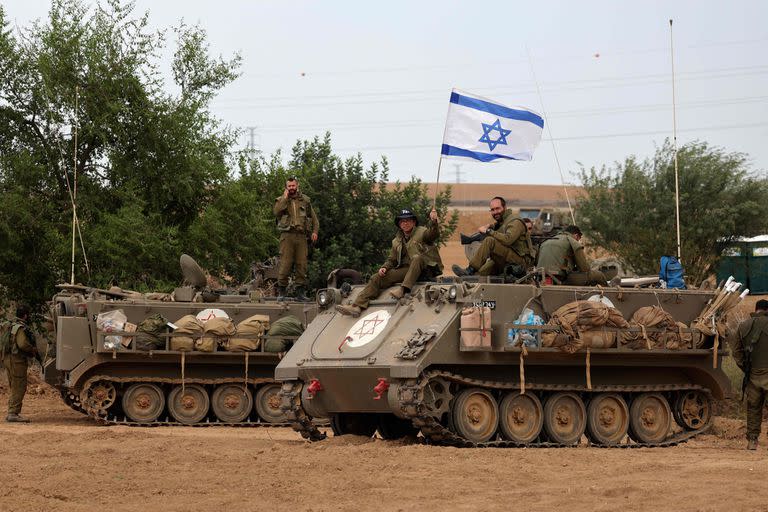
[
  {"xmin": 452, "ymin": 163, "xmax": 464, "ymax": 184},
  {"xmin": 245, "ymin": 126, "xmax": 260, "ymax": 150}
]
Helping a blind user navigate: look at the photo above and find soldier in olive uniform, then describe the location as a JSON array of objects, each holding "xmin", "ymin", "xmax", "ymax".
[
  {"xmin": 2, "ymin": 305, "xmax": 36, "ymax": 423},
  {"xmin": 731, "ymin": 299, "xmax": 768, "ymax": 450},
  {"xmin": 336, "ymin": 208, "xmax": 442, "ymax": 317},
  {"xmin": 452, "ymin": 196, "xmax": 534, "ymax": 276},
  {"xmin": 274, "ymin": 177, "xmax": 319, "ymax": 301},
  {"xmin": 536, "ymin": 225, "xmax": 607, "ymax": 286}
]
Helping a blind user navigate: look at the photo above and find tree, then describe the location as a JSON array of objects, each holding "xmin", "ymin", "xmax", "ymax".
[
  {"xmin": 577, "ymin": 140, "xmax": 768, "ymax": 283},
  {"xmin": 212, "ymin": 134, "xmax": 459, "ymax": 290},
  {"xmin": 0, "ymin": 0, "xmax": 240, "ymax": 304}
]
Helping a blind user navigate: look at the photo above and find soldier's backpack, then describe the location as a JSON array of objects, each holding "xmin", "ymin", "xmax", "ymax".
[
  {"xmin": 264, "ymin": 315, "xmax": 304, "ymax": 353},
  {"xmin": 134, "ymin": 314, "xmax": 170, "ymax": 351},
  {"xmin": 659, "ymin": 255, "xmax": 686, "ymax": 289}
]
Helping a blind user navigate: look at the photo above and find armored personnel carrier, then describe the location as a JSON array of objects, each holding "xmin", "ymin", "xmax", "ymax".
[
  {"xmin": 277, "ymin": 278, "xmax": 735, "ymax": 447},
  {"xmin": 44, "ymin": 255, "xmax": 321, "ymax": 426}
]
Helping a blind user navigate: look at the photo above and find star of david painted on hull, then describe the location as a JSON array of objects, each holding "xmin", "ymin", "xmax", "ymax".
[
  {"xmin": 478, "ymin": 118, "xmax": 512, "ymax": 151},
  {"xmin": 353, "ymin": 313, "xmax": 385, "ymax": 337}
]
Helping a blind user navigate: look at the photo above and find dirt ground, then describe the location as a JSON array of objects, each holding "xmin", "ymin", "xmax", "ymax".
[{"xmin": 0, "ymin": 386, "xmax": 767, "ymax": 512}]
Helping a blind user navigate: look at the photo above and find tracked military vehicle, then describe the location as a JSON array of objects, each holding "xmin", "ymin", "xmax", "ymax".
[
  {"xmin": 277, "ymin": 278, "xmax": 736, "ymax": 447},
  {"xmin": 44, "ymin": 255, "xmax": 321, "ymax": 426}
]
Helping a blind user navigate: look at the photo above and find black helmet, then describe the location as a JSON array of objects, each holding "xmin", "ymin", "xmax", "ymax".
[{"xmin": 394, "ymin": 208, "xmax": 418, "ymax": 226}]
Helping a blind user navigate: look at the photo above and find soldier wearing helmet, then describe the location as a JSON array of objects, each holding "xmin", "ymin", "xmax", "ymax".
[{"xmin": 336, "ymin": 207, "xmax": 443, "ymax": 317}]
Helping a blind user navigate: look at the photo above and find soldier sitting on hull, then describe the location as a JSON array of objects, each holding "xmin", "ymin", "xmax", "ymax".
[
  {"xmin": 336, "ymin": 208, "xmax": 443, "ymax": 318},
  {"xmin": 1, "ymin": 305, "xmax": 37, "ymax": 423},
  {"xmin": 731, "ymin": 299, "xmax": 768, "ymax": 450},
  {"xmin": 452, "ymin": 196, "xmax": 534, "ymax": 277},
  {"xmin": 536, "ymin": 225, "xmax": 608, "ymax": 286}
]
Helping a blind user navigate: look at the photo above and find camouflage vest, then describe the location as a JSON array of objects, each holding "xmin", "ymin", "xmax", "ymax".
[{"xmin": 0, "ymin": 321, "xmax": 22, "ymax": 359}]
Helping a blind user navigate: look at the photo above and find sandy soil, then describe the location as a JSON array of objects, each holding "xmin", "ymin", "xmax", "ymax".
[{"xmin": 1, "ymin": 385, "xmax": 767, "ymax": 512}]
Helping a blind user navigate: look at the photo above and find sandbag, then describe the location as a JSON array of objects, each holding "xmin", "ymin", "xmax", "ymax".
[
  {"xmin": 170, "ymin": 315, "xmax": 203, "ymax": 351},
  {"xmin": 621, "ymin": 306, "xmax": 682, "ymax": 349},
  {"xmin": 541, "ymin": 300, "xmax": 628, "ymax": 352},
  {"xmin": 225, "ymin": 314, "xmax": 271, "ymax": 352},
  {"xmin": 265, "ymin": 315, "xmax": 304, "ymax": 353},
  {"xmin": 201, "ymin": 317, "xmax": 236, "ymax": 351},
  {"xmin": 134, "ymin": 313, "xmax": 169, "ymax": 351}
]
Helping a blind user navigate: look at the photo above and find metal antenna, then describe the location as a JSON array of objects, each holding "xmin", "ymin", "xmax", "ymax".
[{"xmin": 670, "ymin": 19, "xmax": 682, "ymax": 261}]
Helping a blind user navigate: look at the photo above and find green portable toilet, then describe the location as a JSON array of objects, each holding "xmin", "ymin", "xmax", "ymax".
[{"xmin": 717, "ymin": 236, "xmax": 768, "ymax": 294}]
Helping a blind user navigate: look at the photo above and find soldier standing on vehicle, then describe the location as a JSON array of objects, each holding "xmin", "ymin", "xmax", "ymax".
[
  {"xmin": 274, "ymin": 177, "xmax": 319, "ymax": 301},
  {"xmin": 452, "ymin": 196, "xmax": 534, "ymax": 276},
  {"xmin": 1, "ymin": 305, "xmax": 37, "ymax": 423},
  {"xmin": 731, "ymin": 299, "xmax": 768, "ymax": 450},
  {"xmin": 536, "ymin": 225, "xmax": 608, "ymax": 286},
  {"xmin": 336, "ymin": 208, "xmax": 443, "ymax": 317}
]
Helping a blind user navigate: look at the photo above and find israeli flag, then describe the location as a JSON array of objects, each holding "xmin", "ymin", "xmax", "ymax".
[{"xmin": 441, "ymin": 89, "xmax": 544, "ymax": 162}]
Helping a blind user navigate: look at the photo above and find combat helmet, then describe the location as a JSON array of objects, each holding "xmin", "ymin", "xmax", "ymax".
[{"xmin": 394, "ymin": 208, "xmax": 418, "ymax": 227}]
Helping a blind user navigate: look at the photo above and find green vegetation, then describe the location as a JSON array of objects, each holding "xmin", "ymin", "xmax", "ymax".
[
  {"xmin": 0, "ymin": 1, "xmax": 456, "ymax": 307},
  {"xmin": 577, "ymin": 140, "xmax": 768, "ymax": 283}
]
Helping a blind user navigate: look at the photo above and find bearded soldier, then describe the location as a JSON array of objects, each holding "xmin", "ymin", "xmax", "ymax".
[
  {"xmin": 452, "ymin": 196, "xmax": 534, "ymax": 276},
  {"xmin": 274, "ymin": 177, "xmax": 319, "ymax": 301}
]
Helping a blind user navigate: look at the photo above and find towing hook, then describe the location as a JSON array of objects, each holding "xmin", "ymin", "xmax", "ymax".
[
  {"xmin": 373, "ymin": 378, "xmax": 389, "ymax": 400},
  {"xmin": 306, "ymin": 379, "xmax": 323, "ymax": 400}
]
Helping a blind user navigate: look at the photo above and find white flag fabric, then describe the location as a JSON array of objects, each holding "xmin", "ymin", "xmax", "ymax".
[{"xmin": 441, "ymin": 89, "xmax": 544, "ymax": 162}]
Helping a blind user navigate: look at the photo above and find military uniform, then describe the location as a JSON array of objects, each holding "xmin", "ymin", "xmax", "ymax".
[
  {"xmin": 468, "ymin": 209, "xmax": 534, "ymax": 275},
  {"xmin": 537, "ymin": 231, "xmax": 607, "ymax": 285},
  {"xmin": 352, "ymin": 218, "xmax": 443, "ymax": 309},
  {"xmin": 732, "ymin": 311, "xmax": 768, "ymax": 447},
  {"xmin": 2, "ymin": 319, "xmax": 35, "ymax": 421},
  {"xmin": 273, "ymin": 192, "xmax": 319, "ymax": 289}
]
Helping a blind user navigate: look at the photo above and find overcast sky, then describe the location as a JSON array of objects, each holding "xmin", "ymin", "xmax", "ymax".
[{"xmin": 5, "ymin": 1, "xmax": 768, "ymax": 185}]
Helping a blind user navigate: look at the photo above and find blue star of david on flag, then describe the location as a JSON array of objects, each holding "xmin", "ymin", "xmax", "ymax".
[
  {"xmin": 440, "ymin": 89, "xmax": 544, "ymax": 162},
  {"xmin": 478, "ymin": 119, "xmax": 512, "ymax": 151}
]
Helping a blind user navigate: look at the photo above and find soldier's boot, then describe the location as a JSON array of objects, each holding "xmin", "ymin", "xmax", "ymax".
[
  {"xmin": 747, "ymin": 438, "xmax": 758, "ymax": 450},
  {"xmin": 5, "ymin": 413, "xmax": 30, "ymax": 423},
  {"xmin": 389, "ymin": 286, "xmax": 408, "ymax": 300},
  {"xmin": 276, "ymin": 285, "xmax": 286, "ymax": 301},
  {"xmin": 294, "ymin": 286, "xmax": 310, "ymax": 302},
  {"xmin": 335, "ymin": 304, "xmax": 362, "ymax": 317},
  {"xmin": 451, "ymin": 264, "xmax": 475, "ymax": 277}
]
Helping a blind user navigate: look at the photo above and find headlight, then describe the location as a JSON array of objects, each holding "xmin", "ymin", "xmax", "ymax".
[
  {"xmin": 317, "ymin": 288, "xmax": 341, "ymax": 307},
  {"xmin": 317, "ymin": 289, "xmax": 332, "ymax": 307},
  {"xmin": 448, "ymin": 285, "xmax": 458, "ymax": 301}
]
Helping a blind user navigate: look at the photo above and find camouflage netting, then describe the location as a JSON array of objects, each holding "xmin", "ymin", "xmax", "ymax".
[
  {"xmin": 621, "ymin": 306, "xmax": 691, "ymax": 350},
  {"xmin": 541, "ymin": 300, "xmax": 629, "ymax": 353}
]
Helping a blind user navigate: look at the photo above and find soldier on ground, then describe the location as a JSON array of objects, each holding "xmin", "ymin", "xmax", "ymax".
[
  {"xmin": 731, "ymin": 299, "xmax": 768, "ymax": 450},
  {"xmin": 1, "ymin": 305, "xmax": 37, "ymax": 423},
  {"xmin": 536, "ymin": 225, "xmax": 608, "ymax": 286},
  {"xmin": 273, "ymin": 177, "xmax": 319, "ymax": 301},
  {"xmin": 336, "ymin": 208, "xmax": 443, "ymax": 317},
  {"xmin": 452, "ymin": 196, "xmax": 534, "ymax": 276}
]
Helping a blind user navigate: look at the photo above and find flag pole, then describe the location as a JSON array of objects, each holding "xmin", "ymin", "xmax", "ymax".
[
  {"xmin": 433, "ymin": 90, "xmax": 453, "ymax": 208},
  {"xmin": 670, "ymin": 19, "xmax": 682, "ymax": 261},
  {"xmin": 526, "ymin": 47, "xmax": 576, "ymax": 225}
]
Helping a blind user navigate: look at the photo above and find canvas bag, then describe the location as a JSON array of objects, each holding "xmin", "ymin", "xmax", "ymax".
[
  {"xmin": 170, "ymin": 315, "xmax": 203, "ymax": 351},
  {"xmin": 200, "ymin": 317, "xmax": 236, "ymax": 352},
  {"xmin": 225, "ymin": 314, "xmax": 271, "ymax": 351}
]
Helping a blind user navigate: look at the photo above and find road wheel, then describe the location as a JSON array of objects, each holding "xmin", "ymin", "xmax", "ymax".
[
  {"xmin": 122, "ymin": 383, "xmax": 165, "ymax": 423},
  {"xmin": 543, "ymin": 392, "xmax": 586, "ymax": 446},
  {"xmin": 331, "ymin": 413, "xmax": 377, "ymax": 437},
  {"xmin": 254, "ymin": 383, "xmax": 289, "ymax": 423},
  {"xmin": 586, "ymin": 393, "xmax": 629, "ymax": 446},
  {"xmin": 377, "ymin": 414, "xmax": 419, "ymax": 440},
  {"xmin": 629, "ymin": 393, "xmax": 672, "ymax": 444},
  {"xmin": 168, "ymin": 384, "xmax": 210, "ymax": 425},
  {"xmin": 498, "ymin": 391, "xmax": 543, "ymax": 444},
  {"xmin": 212, "ymin": 384, "xmax": 253, "ymax": 423},
  {"xmin": 673, "ymin": 391, "xmax": 712, "ymax": 431},
  {"xmin": 450, "ymin": 388, "xmax": 499, "ymax": 443}
]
